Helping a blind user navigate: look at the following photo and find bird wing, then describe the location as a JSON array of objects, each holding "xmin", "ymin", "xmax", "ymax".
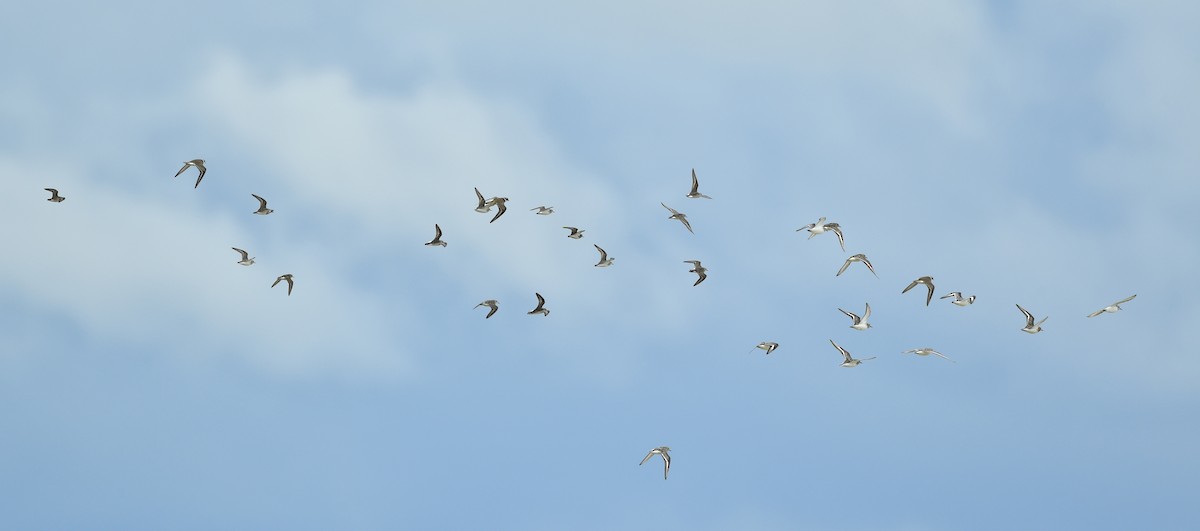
[
  {"xmin": 694, "ymin": 270, "xmax": 707, "ymax": 285},
  {"xmin": 836, "ymin": 258, "xmax": 852, "ymax": 277},
  {"xmin": 174, "ymin": 163, "xmax": 190, "ymax": 177},
  {"xmin": 486, "ymin": 305, "xmax": 498, "ymax": 319},
  {"xmin": 932, "ymin": 351, "xmax": 955, "ymax": 362},
  {"xmin": 252, "ymin": 194, "xmax": 268, "ymax": 210},
  {"xmin": 838, "ymin": 308, "xmax": 859, "ymax": 322},
  {"xmin": 271, "ymin": 276, "xmax": 283, "ymax": 288},
  {"xmin": 434, "ymin": 224, "xmax": 443, "ymax": 239},
  {"xmin": 490, "ymin": 201, "xmax": 507, "ymax": 223},
  {"xmin": 1114, "ymin": 294, "xmax": 1137, "ymax": 305},
  {"xmin": 285, "ymin": 276, "xmax": 293, "ymax": 295},
  {"xmin": 830, "ymin": 339, "xmax": 852, "ymax": 363},
  {"xmin": 193, "ymin": 165, "xmax": 206, "ymax": 188},
  {"xmin": 863, "ymin": 302, "xmax": 871, "ymax": 319},
  {"xmin": 232, "ymin": 247, "xmax": 249, "ymax": 260},
  {"xmin": 860, "ymin": 256, "xmax": 878, "ymax": 277},
  {"xmin": 797, "ymin": 223, "xmax": 816, "ymax": 232},
  {"xmin": 661, "ymin": 202, "xmax": 680, "ymax": 215},
  {"xmin": 475, "ymin": 187, "xmax": 486, "ymax": 207},
  {"xmin": 902, "ymin": 280, "xmax": 918, "ymax": 293},
  {"xmin": 1087, "ymin": 309, "xmax": 1105, "ymax": 318},
  {"xmin": 924, "ymin": 283, "xmax": 934, "ymax": 306},
  {"xmin": 690, "ymin": 169, "xmax": 700, "ymax": 194},
  {"xmin": 829, "ymin": 225, "xmax": 845, "ymax": 252},
  {"xmin": 535, "ymin": 292, "xmax": 545, "ymax": 309},
  {"xmin": 661, "ymin": 452, "xmax": 671, "ymax": 479},
  {"xmin": 594, "ymin": 244, "xmax": 607, "ymax": 261},
  {"xmin": 1016, "ymin": 304, "xmax": 1035, "ymax": 326},
  {"xmin": 639, "ymin": 450, "xmax": 656, "ymax": 466},
  {"xmin": 940, "ymin": 292, "xmax": 960, "ymax": 300},
  {"xmin": 679, "ymin": 216, "xmax": 694, "ymax": 234}
]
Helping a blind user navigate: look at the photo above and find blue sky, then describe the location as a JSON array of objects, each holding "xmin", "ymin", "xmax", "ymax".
[{"xmin": 2, "ymin": 1, "xmax": 1199, "ymax": 529}]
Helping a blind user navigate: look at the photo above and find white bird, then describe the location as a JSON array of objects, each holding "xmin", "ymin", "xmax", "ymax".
[
  {"xmin": 475, "ymin": 300, "xmax": 499, "ymax": 319},
  {"xmin": 686, "ymin": 168, "xmax": 711, "ymax": 199},
  {"xmin": 425, "ymin": 224, "xmax": 447, "ymax": 247},
  {"xmin": 487, "ymin": 197, "xmax": 509, "ymax": 223},
  {"xmin": 251, "ymin": 194, "xmax": 273, "ymax": 215},
  {"xmin": 1016, "ymin": 304, "xmax": 1047, "ymax": 334},
  {"xmin": 797, "ymin": 217, "xmax": 845, "ymax": 252},
  {"xmin": 528, "ymin": 293, "xmax": 549, "ymax": 316},
  {"xmin": 231, "ymin": 247, "xmax": 255, "ymax": 266},
  {"xmin": 593, "ymin": 244, "xmax": 614, "ymax": 267},
  {"xmin": 838, "ymin": 303, "xmax": 872, "ymax": 330},
  {"xmin": 639, "ymin": 446, "xmax": 672, "ymax": 480},
  {"xmin": 902, "ymin": 276, "xmax": 936, "ymax": 306},
  {"xmin": 661, "ymin": 202, "xmax": 694, "ymax": 234},
  {"xmin": 684, "ymin": 260, "xmax": 707, "ymax": 286},
  {"xmin": 474, "ymin": 188, "xmax": 493, "ymax": 213},
  {"xmin": 903, "ymin": 348, "xmax": 955, "ymax": 362},
  {"xmin": 1087, "ymin": 294, "xmax": 1136, "ymax": 318},
  {"xmin": 940, "ymin": 292, "xmax": 976, "ymax": 306},
  {"xmin": 530, "ymin": 206, "xmax": 554, "ymax": 215},
  {"xmin": 836, "ymin": 254, "xmax": 878, "ymax": 278},
  {"xmin": 44, "ymin": 188, "xmax": 65, "ymax": 202},
  {"xmin": 751, "ymin": 341, "xmax": 779, "ymax": 355},
  {"xmin": 563, "ymin": 227, "xmax": 585, "ymax": 239},
  {"xmin": 271, "ymin": 274, "xmax": 294, "ymax": 296},
  {"xmin": 830, "ymin": 339, "xmax": 875, "ymax": 367},
  {"xmin": 174, "ymin": 159, "xmax": 206, "ymax": 188}
]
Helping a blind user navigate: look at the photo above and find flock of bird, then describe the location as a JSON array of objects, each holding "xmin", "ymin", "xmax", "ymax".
[{"xmin": 41, "ymin": 163, "xmax": 1137, "ymax": 482}]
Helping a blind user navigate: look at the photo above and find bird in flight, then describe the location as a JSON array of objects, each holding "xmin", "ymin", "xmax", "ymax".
[
  {"xmin": 527, "ymin": 293, "xmax": 550, "ymax": 316},
  {"xmin": 251, "ymin": 194, "xmax": 274, "ymax": 215},
  {"xmin": 639, "ymin": 446, "xmax": 672, "ymax": 480},
  {"xmin": 1016, "ymin": 304, "xmax": 1047, "ymax": 334},
  {"xmin": 903, "ymin": 348, "xmax": 955, "ymax": 362},
  {"xmin": 271, "ymin": 274, "xmax": 294, "ymax": 296},
  {"xmin": 487, "ymin": 197, "xmax": 509, "ymax": 223},
  {"xmin": 425, "ymin": 224, "xmax": 447, "ymax": 247},
  {"xmin": 830, "ymin": 339, "xmax": 875, "ymax": 367},
  {"xmin": 902, "ymin": 276, "xmax": 936, "ymax": 306},
  {"xmin": 530, "ymin": 206, "xmax": 554, "ymax": 215},
  {"xmin": 174, "ymin": 159, "xmax": 206, "ymax": 188},
  {"xmin": 686, "ymin": 168, "xmax": 711, "ymax": 199},
  {"xmin": 684, "ymin": 260, "xmax": 707, "ymax": 286},
  {"xmin": 940, "ymin": 292, "xmax": 976, "ymax": 306},
  {"xmin": 231, "ymin": 247, "xmax": 255, "ymax": 266},
  {"xmin": 838, "ymin": 303, "xmax": 872, "ymax": 330},
  {"xmin": 1087, "ymin": 294, "xmax": 1136, "ymax": 318},
  {"xmin": 797, "ymin": 217, "xmax": 845, "ymax": 252},
  {"xmin": 661, "ymin": 202, "xmax": 694, "ymax": 234},
  {"xmin": 751, "ymin": 341, "xmax": 779, "ymax": 355},
  {"xmin": 836, "ymin": 254, "xmax": 878, "ymax": 278},
  {"xmin": 593, "ymin": 244, "xmax": 614, "ymax": 267},
  {"xmin": 44, "ymin": 188, "xmax": 65, "ymax": 202},
  {"xmin": 563, "ymin": 227, "xmax": 585, "ymax": 239},
  {"xmin": 475, "ymin": 300, "xmax": 499, "ymax": 319}
]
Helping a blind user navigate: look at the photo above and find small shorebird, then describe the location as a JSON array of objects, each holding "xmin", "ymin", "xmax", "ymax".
[
  {"xmin": 563, "ymin": 227, "xmax": 585, "ymax": 239},
  {"xmin": 251, "ymin": 194, "xmax": 273, "ymax": 215},
  {"xmin": 903, "ymin": 348, "xmax": 955, "ymax": 362},
  {"xmin": 639, "ymin": 446, "xmax": 672, "ymax": 480},
  {"xmin": 940, "ymin": 292, "xmax": 976, "ymax": 306},
  {"xmin": 530, "ymin": 206, "xmax": 554, "ymax": 215},
  {"xmin": 174, "ymin": 159, "xmax": 206, "ymax": 188},
  {"xmin": 487, "ymin": 197, "xmax": 509, "ymax": 223},
  {"xmin": 902, "ymin": 276, "xmax": 936, "ymax": 306},
  {"xmin": 836, "ymin": 253, "xmax": 878, "ymax": 278},
  {"xmin": 231, "ymin": 247, "xmax": 255, "ymax": 266},
  {"xmin": 661, "ymin": 202, "xmax": 694, "ymax": 234},
  {"xmin": 1087, "ymin": 294, "xmax": 1136, "ymax": 318},
  {"xmin": 475, "ymin": 300, "xmax": 499, "ymax": 319},
  {"xmin": 527, "ymin": 293, "xmax": 549, "ymax": 316},
  {"xmin": 44, "ymin": 188, "xmax": 65, "ymax": 202},
  {"xmin": 838, "ymin": 303, "xmax": 872, "ymax": 330},
  {"xmin": 751, "ymin": 341, "xmax": 779, "ymax": 355},
  {"xmin": 686, "ymin": 168, "xmax": 711, "ymax": 199},
  {"xmin": 424, "ymin": 224, "xmax": 447, "ymax": 247},
  {"xmin": 830, "ymin": 339, "xmax": 875, "ymax": 367},
  {"xmin": 1016, "ymin": 304, "xmax": 1047, "ymax": 334},
  {"xmin": 797, "ymin": 217, "xmax": 845, "ymax": 252},
  {"xmin": 593, "ymin": 244, "xmax": 614, "ymax": 267},
  {"xmin": 684, "ymin": 260, "xmax": 707, "ymax": 286},
  {"xmin": 271, "ymin": 274, "xmax": 294, "ymax": 296},
  {"xmin": 474, "ymin": 188, "xmax": 493, "ymax": 213}
]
